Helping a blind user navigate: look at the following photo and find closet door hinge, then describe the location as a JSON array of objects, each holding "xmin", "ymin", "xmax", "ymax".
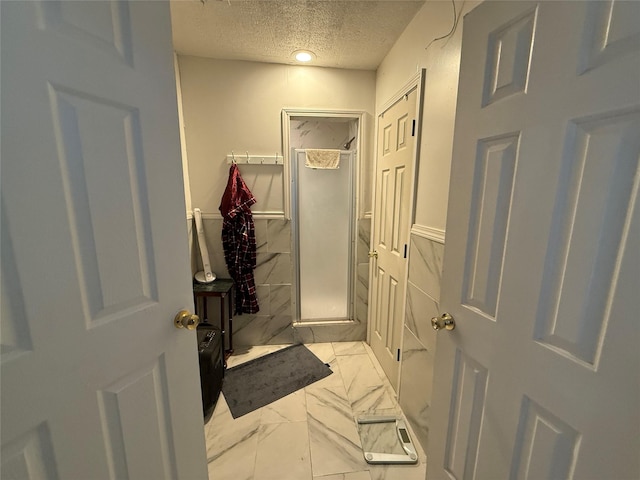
[
  {"xmin": 397, "ymin": 349, "xmax": 401, "ymax": 361},
  {"xmin": 411, "ymin": 119, "xmax": 416, "ymax": 137}
]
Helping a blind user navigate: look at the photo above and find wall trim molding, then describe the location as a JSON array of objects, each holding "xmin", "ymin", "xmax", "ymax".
[
  {"xmin": 411, "ymin": 224, "xmax": 445, "ymax": 244},
  {"xmin": 189, "ymin": 212, "xmax": 286, "ymax": 220}
]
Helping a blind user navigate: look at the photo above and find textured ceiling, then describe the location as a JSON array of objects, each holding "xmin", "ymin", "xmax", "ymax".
[{"xmin": 170, "ymin": 1, "xmax": 425, "ymax": 70}]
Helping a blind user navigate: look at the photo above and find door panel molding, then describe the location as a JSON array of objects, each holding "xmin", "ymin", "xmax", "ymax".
[
  {"xmin": 429, "ymin": 2, "xmax": 640, "ymax": 478},
  {"xmin": 368, "ymin": 70, "xmax": 425, "ymax": 391}
]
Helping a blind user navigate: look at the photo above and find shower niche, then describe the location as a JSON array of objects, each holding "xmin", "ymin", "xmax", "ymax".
[{"xmin": 284, "ymin": 112, "xmax": 363, "ymax": 328}]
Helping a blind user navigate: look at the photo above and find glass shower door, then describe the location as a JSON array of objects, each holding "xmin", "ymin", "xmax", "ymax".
[{"xmin": 294, "ymin": 150, "xmax": 354, "ymax": 321}]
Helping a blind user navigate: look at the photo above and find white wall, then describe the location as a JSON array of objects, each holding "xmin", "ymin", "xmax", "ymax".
[
  {"xmin": 178, "ymin": 56, "xmax": 376, "ymax": 218},
  {"xmin": 174, "ymin": 53, "xmax": 192, "ymax": 215},
  {"xmin": 376, "ymin": 0, "xmax": 481, "ymax": 233}
]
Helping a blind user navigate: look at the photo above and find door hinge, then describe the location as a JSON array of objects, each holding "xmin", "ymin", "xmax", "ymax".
[
  {"xmin": 404, "ymin": 244, "xmax": 408, "ymax": 258},
  {"xmin": 397, "ymin": 349, "xmax": 401, "ymax": 361},
  {"xmin": 411, "ymin": 119, "xmax": 416, "ymax": 137}
]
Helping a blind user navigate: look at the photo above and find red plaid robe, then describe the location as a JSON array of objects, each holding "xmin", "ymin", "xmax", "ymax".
[{"xmin": 219, "ymin": 164, "xmax": 260, "ymax": 314}]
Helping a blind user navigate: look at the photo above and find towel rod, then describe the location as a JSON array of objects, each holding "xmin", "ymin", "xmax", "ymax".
[{"xmin": 227, "ymin": 153, "xmax": 283, "ymax": 165}]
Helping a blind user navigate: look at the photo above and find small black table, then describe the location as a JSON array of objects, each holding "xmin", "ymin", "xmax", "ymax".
[{"xmin": 193, "ymin": 278, "xmax": 234, "ymax": 362}]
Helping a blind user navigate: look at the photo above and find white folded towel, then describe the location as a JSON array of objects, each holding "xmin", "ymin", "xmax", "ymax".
[{"xmin": 305, "ymin": 149, "xmax": 341, "ymax": 169}]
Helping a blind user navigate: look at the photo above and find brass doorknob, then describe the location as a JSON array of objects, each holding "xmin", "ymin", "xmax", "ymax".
[
  {"xmin": 368, "ymin": 251, "xmax": 378, "ymax": 259},
  {"xmin": 174, "ymin": 310, "xmax": 200, "ymax": 330},
  {"xmin": 431, "ymin": 313, "xmax": 455, "ymax": 331}
]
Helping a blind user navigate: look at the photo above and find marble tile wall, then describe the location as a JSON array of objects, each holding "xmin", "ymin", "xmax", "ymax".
[
  {"xmin": 193, "ymin": 217, "xmax": 295, "ymax": 346},
  {"xmin": 356, "ymin": 217, "xmax": 371, "ymax": 326},
  {"xmin": 192, "ymin": 215, "xmax": 371, "ymax": 346},
  {"xmin": 290, "ymin": 119, "xmax": 353, "ymax": 150},
  {"xmin": 407, "ymin": 233, "xmax": 444, "ymax": 302},
  {"xmin": 399, "ymin": 232, "xmax": 445, "ymax": 454}
]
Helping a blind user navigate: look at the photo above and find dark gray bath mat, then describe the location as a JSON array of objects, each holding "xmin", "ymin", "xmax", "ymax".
[{"xmin": 222, "ymin": 344, "xmax": 332, "ymax": 418}]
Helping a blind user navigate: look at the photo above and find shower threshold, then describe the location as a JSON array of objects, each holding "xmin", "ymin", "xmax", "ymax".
[{"xmin": 293, "ymin": 318, "xmax": 356, "ymax": 327}]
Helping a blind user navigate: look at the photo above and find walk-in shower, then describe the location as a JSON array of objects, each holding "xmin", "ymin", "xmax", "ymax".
[
  {"xmin": 292, "ymin": 149, "xmax": 355, "ymax": 322},
  {"xmin": 287, "ymin": 115, "xmax": 359, "ymax": 324}
]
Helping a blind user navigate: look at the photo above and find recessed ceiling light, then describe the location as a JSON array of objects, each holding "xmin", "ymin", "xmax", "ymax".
[{"xmin": 293, "ymin": 50, "xmax": 315, "ymax": 63}]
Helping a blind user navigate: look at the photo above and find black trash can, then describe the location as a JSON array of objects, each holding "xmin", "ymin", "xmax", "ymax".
[{"xmin": 197, "ymin": 323, "xmax": 224, "ymax": 423}]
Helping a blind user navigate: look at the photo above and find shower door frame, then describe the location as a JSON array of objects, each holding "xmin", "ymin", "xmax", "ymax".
[
  {"xmin": 282, "ymin": 109, "xmax": 365, "ymax": 325},
  {"xmin": 292, "ymin": 148, "xmax": 355, "ymax": 323}
]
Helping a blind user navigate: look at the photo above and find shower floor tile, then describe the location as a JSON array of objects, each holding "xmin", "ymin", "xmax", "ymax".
[{"xmin": 205, "ymin": 342, "xmax": 427, "ymax": 480}]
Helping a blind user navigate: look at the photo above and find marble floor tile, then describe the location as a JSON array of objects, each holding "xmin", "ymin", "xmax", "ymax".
[
  {"xmin": 205, "ymin": 341, "xmax": 427, "ymax": 480},
  {"xmin": 348, "ymin": 382, "xmax": 398, "ymax": 414},
  {"xmin": 304, "ymin": 342, "xmax": 345, "ymax": 389},
  {"xmin": 337, "ymin": 354, "xmax": 385, "ymax": 397},
  {"xmin": 368, "ymin": 463, "xmax": 427, "ymax": 480},
  {"xmin": 333, "ymin": 341, "xmax": 368, "ymax": 356},
  {"xmin": 205, "ymin": 396, "xmax": 261, "ymax": 479},
  {"xmin": 306, "ymin": 342, "xmax": 337, "ymax": 365},
  {"xmin": 260, "ymin": 389, "xmax": 307, "ymax": 424},
  {"xmin": 206, "ymin": 396, "xmax": 262, "ymax": 447},
  {"xmin": 207, "ymin": 437, "xmax": 258, "ymax": 480},
  {"xmin": 314, "ymin": 360, "xmax": 345, "ymax": 389},
  {"xmin": 254, "ymin": 421, "xmax": 311, "ymax": 480},
  {"xmin": 314, "ymin": 472, "xmax": 372, "ymax": 480},
  {"xmin": 362, "ymin": 343, "xmax": 392, "ymax": 384},
  {"xmin": 306, "ymin": 383, "xmax": 365, "ymax": 477}
]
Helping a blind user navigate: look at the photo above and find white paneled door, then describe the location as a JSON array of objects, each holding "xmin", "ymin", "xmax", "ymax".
[
  {"xmin": 1, "ymin": 1, "xmax": 207, "ymax": 478},
  {"xmin": 370, "ymin": 88, "xmax": 418, "ymax": 390},
  {"xmin": 429, "ymin": 1, "xmax": 639, "ymax": 479}
]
